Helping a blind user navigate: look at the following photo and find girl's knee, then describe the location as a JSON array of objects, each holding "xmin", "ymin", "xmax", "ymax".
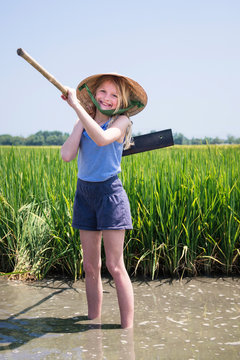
[
  {"xmin": 106, "ymin": 260, "xmax": 124, "ymax": 279},
  {"xmin": 83, "ymin": 260, "xmax": 102, "ymax": 277}
]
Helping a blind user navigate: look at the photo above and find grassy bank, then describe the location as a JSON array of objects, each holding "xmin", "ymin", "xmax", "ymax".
[{"xmin": 0, "ymin": 145, "xmax": 239, "ymax": 280}]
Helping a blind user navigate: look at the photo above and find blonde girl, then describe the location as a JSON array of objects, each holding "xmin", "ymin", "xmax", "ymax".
[{"xmin": 61, "ymin": 73, "xmax": 147, "ymax": 328}]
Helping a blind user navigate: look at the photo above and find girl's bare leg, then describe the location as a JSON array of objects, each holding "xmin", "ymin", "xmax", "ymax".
[
  {"xmin": 103, "ymin": 230, "xmax": 134, "ymax": 328},
  {"xmin": 80, "ymin": 230, "xmax": 102, "ymax": 320}
]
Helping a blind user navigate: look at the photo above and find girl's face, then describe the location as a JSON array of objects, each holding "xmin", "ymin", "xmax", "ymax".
[{"xmin": 95, "ymin": 80, "xmax": 119, "ymax": 111}]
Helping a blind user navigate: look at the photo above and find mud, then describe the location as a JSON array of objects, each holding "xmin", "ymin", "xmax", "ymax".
[{"xmin": 0, "ymin": 276, "xmax": 239, "ymax": 359}]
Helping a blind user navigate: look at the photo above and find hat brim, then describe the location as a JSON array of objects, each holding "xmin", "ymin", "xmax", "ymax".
[{"xmin": 76, "ymin": 73, "xmax": 147, "ymax": 117}]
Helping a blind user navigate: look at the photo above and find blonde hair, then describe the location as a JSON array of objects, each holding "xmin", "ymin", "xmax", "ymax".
[{"xmin": 90, "ymin": 75, "xmax": 134, "ymax": 150}]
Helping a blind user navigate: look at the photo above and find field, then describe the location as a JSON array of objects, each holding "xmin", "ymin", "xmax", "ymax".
[{"xmin": 0, "ymin": 145, "xmax": 239, "ymax": 280}]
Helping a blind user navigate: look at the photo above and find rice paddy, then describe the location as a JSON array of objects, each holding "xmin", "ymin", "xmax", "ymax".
[{"xmin": 0, "ymin": 145, "xmax": 239, "ymax": 280}]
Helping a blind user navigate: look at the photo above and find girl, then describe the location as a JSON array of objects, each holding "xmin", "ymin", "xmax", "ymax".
[{"xmin": 61, "ymin": 73, "xmax": 147, "ymax": 328}]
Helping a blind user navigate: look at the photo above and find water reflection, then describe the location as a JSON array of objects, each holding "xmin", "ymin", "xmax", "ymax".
[
  {"xmin": 0, "ymin": 277, "xmax": 240, "ymax": 359},
  {"xmin": 0, "ymin": 280, "xmax": 135, "ymax": 359},
  {"xmin": 0, "ymin": 316, "xmax": 135, "ymax": 359}
]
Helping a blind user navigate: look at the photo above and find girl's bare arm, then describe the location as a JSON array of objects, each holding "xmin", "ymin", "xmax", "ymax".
[
  {"xmin": 62, "ymin": 88, "xmax": 130, "ymax": 147},
  {"xmin": 61, "ymin": 118, "xmax": 84, "ymax": 162}
]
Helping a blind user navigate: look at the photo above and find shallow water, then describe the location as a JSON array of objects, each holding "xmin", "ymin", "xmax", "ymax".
[{"xmin": 0, "ymin": 276, "xmax": 239, "ymax": 359}]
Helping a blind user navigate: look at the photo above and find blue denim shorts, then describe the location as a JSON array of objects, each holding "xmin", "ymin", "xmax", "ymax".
[{"xmin": 72, "ymin": 175, "xmax": 133, "ymax": 231}]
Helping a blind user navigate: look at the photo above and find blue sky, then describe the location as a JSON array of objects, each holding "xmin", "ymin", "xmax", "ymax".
[{"xmin": 1, "ymin": 0, "xmax": 239, "ymax": 138}]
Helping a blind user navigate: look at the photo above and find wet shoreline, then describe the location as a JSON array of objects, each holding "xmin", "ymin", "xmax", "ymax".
[{"xmin": 0, "ymin": 276, "xmax": 240, "ymax": 359}]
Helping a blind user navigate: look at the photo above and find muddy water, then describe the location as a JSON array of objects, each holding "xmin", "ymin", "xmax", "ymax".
[{"xmin": 0, "ymin": 277, "xmax": 239, "ymax": 360}]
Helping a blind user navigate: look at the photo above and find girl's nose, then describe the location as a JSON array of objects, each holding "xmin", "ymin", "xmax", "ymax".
[{"xmin": 103, "ymin": 93, "xmax": 111, "ymax": 102}]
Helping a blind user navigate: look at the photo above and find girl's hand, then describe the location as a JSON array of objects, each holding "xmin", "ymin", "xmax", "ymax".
[{"xmin": 61, "ymin": 87, "xmax": 79, "ymax": 109}]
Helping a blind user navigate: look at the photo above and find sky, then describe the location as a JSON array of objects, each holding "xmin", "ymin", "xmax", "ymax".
[{"xmin": 0, "ymin": 0, "xmax": 239, "ymax": 139}]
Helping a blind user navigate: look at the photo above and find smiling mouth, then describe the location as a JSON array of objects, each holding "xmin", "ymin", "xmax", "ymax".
[{"xmin": 99, "ymin": 101, "xmax": 113, "ymax": 109}]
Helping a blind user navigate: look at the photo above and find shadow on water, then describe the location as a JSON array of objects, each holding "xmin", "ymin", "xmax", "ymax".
[
  {"xmin": 0, "ymin": 281, "xmax": 121, "ymax": 352},
  {"xmin": 0, "ymin": 315, "xmax": 121, "ymax": 351},
  {"xmin": 1, "ymin": 276, "xmax": 240, "ymax": 359}
]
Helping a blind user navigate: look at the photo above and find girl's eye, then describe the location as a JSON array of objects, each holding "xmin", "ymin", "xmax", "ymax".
[{"xmin": 113, "ymin": 94, "xmax": 118, "ymax": 98}]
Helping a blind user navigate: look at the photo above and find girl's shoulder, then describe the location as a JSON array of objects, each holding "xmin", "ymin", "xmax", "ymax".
[
  {"xmin": 112, "ymin": 114, "xmax": 131, "ymax": 126},
  {"xmin": 118, "ymin": 114, "xmax": 129, "ymax": 120}
]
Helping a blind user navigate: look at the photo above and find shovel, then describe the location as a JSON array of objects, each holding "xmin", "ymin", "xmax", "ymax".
[{"xmin": 17, "ymin": 48, "xmax": 174, "ymax": 154}]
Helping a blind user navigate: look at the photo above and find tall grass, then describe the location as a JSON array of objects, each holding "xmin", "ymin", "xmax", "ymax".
[{"xmin": 0, "ymin": 145, "xmax": 239, "ymax": 280}]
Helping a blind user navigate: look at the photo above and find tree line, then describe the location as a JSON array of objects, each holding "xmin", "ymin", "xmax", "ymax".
[
  {"xmin": 0, "ymin": 130, "xmax": 240, "ymax": 146},
  {"xmin": 0, "ymin": 131, "xmax": 69, "ymax": 146},
  {"xmin": 173, "ymin": 133, "xmax": 240, "ymax": 145}
]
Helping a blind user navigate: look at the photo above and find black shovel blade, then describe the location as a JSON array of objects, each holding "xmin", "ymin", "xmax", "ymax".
[{"xmin": 122, "ymin": 129, "xmax": 174, "ymax": 156}]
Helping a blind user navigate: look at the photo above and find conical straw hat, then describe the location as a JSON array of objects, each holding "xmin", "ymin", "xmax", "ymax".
[{"xmin": 76, "ymin": 72, "xmax": 147, "ymax": 117}]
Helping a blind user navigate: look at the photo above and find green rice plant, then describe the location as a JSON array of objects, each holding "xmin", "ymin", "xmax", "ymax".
[
  {"xmin": 0, "ymin": 145, "xmax": 239, "ymax": 279},
  {"xmin": 1, "ymin": 198, "xmax": 51, "ymax": 279},
  {"xmin": 0, "ymin": 146, "xmax": 83, "ymax": 279},
  {"xmin": 121, "ymin": 145, "xmax": 240, "ymax": 278}
]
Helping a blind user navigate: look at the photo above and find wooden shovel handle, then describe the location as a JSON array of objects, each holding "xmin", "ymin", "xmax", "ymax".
[{"xmin": 17, "ymin": 48, "xmax": 68, "ymax": 97}]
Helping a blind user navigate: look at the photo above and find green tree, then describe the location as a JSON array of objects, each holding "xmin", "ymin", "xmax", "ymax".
[
  {"xmin": 0, "ymin": 135, "xmax": 13, "ymax": 145},
  {"xmin": 25, "ymin": 134, "xmax": 45, "ymax": 146},
  {"xmin": 13, "ymin": 137, "xmax": 24, "ymax": 145},
  {"xmin": 226, "ymin": 135, "xmax": 236, "ymax": 144},
  {"xmin": 191, "ymin": 137, "xmax": 202, "ymax": 145},
  {"xmin": 174, "ymin": 133, "xmax": 190, "ymax": 145},
  {"xmin": 210, "ymin": 137, "xmax": 223, "ymax": 145},
  {"xmin": 46, "ymin": 135, "xmax": 61, "ymax": 145}
]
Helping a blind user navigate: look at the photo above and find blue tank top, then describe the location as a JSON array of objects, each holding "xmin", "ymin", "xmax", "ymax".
[{"xmin": 77, "ymin": 119, "xmax": 124, "ymax": 182}]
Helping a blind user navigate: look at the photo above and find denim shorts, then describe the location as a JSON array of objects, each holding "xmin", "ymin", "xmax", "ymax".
[{"xmin": 72, "ymin": 175, "xmax": 133, "ymax": 231}]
